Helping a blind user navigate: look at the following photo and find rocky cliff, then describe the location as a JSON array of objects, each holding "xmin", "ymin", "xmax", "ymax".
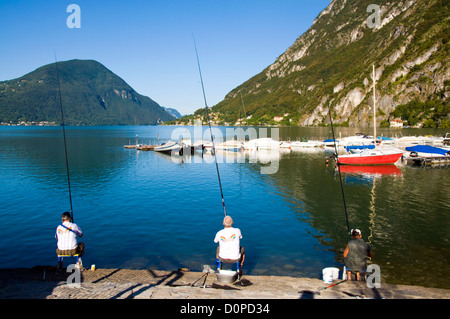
[{"xmin": 210, "ymin": 0, "xmax": 449, "ymax": 127}]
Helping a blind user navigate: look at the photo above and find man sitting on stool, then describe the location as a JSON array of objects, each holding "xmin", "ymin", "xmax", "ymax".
[
  {"xmin": 56, "ymin": 212, "xmax": 84, "ymax": 270},
  {"xmin": 214, "ymin": 215, "xmax": 245, "ymax": 274},
  {"xmin": 343, "ymin": 228, "xmax": 373, "ymax": 281}
]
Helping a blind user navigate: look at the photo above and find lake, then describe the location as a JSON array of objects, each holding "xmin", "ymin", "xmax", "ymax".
[{"xmin": 0, "ymin": 125, "xmax": 449, "ymax": 289}]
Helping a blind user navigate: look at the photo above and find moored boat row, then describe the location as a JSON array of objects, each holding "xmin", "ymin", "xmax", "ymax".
[{"xmin": 124, "ymin": 133, "xmax": 450, "ymax": 167}]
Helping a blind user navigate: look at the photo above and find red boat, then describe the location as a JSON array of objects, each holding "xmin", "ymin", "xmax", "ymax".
[{"xmin": 337, "ymin": 148, "xmax": 404, "ymax": 165}]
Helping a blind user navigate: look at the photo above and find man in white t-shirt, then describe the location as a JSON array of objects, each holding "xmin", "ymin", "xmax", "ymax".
[
  {"xmin": 214, "ymin": 216, "xmax": 245, "ymax": 271},
  {"xmin": 55, "ymin": 212, "xmax": 84, "ymax": 268}
]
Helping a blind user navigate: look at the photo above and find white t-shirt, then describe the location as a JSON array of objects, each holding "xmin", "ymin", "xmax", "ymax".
[
  {"xmin": 214, "ymin": 227, "xmax": 242, "ymax": 260},
  {"xmin": 56, "ymin": 221, "xmax": 82, "ymax": 250}
]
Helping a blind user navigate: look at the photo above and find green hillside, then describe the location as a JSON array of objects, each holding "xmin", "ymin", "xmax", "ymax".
[{"xmin": 0, "ymin": 59, "xmax": 175, "ymax": 125}]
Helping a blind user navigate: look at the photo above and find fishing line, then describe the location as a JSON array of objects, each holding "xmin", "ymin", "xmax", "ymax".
[
  {"xmin": 367, "ymin": 178, "xmax": 376, "ymax": 245},
  {"xmin": 193, "ymin": 36, "xmax": 227, "ymax": 216},
  {"xmin": 239, "ymin": 93, "xmax": 249, "ymax": 129},
  {"xmin": 54, "ymin": 53, "xmax": 74, "ymax": 222},
  {"xmin": 328, "ymin": 107, "xmax": 350, "ymax": 234}
]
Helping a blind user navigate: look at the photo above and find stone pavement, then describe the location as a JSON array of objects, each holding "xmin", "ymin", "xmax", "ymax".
[{"xmin": 0, "ymin": 266, "xmax": 449, "ymax": 300}]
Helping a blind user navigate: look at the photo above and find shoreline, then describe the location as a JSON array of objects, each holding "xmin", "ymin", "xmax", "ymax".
[{"xmin": 0, "ymin": 267, "xmax": 448, "ymax": 300}]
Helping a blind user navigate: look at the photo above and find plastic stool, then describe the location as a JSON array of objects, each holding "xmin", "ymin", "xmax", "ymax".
[
  {"xmin": 57, "ymin": 254, "xmax": 81, "ymax": 271},
  {"xmin": 216, "ymin": 258, "xmax": 240, "ymax": 272}
]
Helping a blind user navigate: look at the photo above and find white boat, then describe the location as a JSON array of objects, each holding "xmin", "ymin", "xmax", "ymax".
[
  {"xmin": 216, "ymin": 140, "xmax": 245, "ymax": 152},
  {"xmin": 291, "ymin": 140, "xmax": 324, "ymax": 148},
  {"xmin": 244, "ymin": 138, "xmax": 281, "ymax": 151},
  {"xmin": 341, "ymin": 133, "xmax": 377, "ymax": 146},
  {"xmin": 378, "ymin": 136, "xmax": 396, "ymax": 145},
  {"xmin": 153, "ymin": 141, "xmax": 181, "ymax": 153},
  {"xmin": 395, "ymin": 135, "xmax": 444, "ymax": 148},
  {"xmin": 405, "ymin": 145, "xmax": 450, "ymax": 158},
  {"xmin": 403, "ymin": 145, "xmax": 450, "ymax": 166},
  {"xmin": 330, "ymin": 133, "xmax": 377, "ymax": 154}
]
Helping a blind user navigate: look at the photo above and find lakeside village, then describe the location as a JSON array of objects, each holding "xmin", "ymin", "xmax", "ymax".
[
  {"xmin": 0, "ymin": 117, "xmax": 429, "ymax": 128},
  {"xmin": 0, "ymin": 108, "xmax": 443, "ymax": 128},
  {"xmin": 0, "ymin": 120, "xmax": 58, "ymax": 126},
  {"xmin": 172, "ymin": 111, "xmax": 425, "ymax": 128}
]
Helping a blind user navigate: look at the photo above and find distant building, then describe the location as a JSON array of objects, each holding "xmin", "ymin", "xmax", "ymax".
[
  {"xmin": 273, "ymin": 116, "xmax": 283, "ymax": 122},
  {"xmin": 390, "ymin": 118, "xmax": 404, "ymax": 128}
]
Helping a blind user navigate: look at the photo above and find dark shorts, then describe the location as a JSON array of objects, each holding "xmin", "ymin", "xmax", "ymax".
[
  {"xmin": 217, "ymin": 246, "xmax": 245, "ymax": 263},
  {"xmin": 56, "ymin": 242, "xmax": 84, "ymax": 257},
  {"xmin": 346, "ymin": 267, "xmax": 366, "ymax": 273}
]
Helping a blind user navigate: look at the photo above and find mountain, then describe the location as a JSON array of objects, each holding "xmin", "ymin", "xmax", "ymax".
[
  {"xmin": 0, "ymin": 59, "xmax": 175, "ymax": 125},
  {"xmin": 204, "ymin": 0, "xmax": 449, "ymax": 128}
]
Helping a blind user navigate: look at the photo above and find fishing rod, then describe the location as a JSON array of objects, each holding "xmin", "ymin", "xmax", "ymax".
[
  {"xmin": 54, "ymin": 53, "xmax": 74, "ymax": 222},
  {"xmin": 328, "ymin": 107, "xmax": 350, "ymax": 235},
  {"xmin": 192, "ymin": 36, "xmax": 227, "ymax": 217},
  {"xmin": 299, "ymin": 279, "xmax": 348, "ymax": 296}
]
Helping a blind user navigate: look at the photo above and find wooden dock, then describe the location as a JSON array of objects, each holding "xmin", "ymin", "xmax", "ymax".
[
  {"xmin": 123, "ymin": 144, "xmax": 156, "ymax": 151},
  {"xmin": 136, "ymin": 145, "xmax": 156, "ymax": 151}
]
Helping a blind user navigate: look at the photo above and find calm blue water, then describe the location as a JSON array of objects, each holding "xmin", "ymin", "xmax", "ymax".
[{"xmin": 1, "ymin": 126, "xmax": 449, "ymax": 289}]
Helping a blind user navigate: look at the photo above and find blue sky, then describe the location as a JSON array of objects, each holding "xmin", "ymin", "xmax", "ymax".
[{"xmin": 0, "ymin": 0, "xmax": 329, "ymax": 115}]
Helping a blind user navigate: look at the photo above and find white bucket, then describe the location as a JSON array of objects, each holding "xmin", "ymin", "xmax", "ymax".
[
  {"xmin": 216, "ymin": 269, "xmax": 238, "ymax": 283},
  {"xmin": 322, "ymin": 267, "xmax": 339, "ymax": 283}
]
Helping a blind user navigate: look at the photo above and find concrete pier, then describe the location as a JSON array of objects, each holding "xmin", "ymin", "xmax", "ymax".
[{"xmin": 0, "ymin": 267, "xmax": 448, "ymax": 300}]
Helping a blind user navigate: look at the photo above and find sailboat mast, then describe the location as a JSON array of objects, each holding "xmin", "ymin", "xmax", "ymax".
[{"xmin": 373, "ymin": 65, "xmax": 377, "ymax": 146}]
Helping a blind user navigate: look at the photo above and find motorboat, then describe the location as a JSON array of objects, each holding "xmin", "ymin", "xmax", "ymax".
[
  {"xmin": 153, "ymin": 141, "xmax": 181, "ymax": 154},
  {"xmin": 341, "ymin": 133, "xmax": 377, "ymax": 145},
  {"xmin": 291, "ymin": 140, "xmax": 323, "ymax": 148},
  {"xmin": 403, "ymin": 145, "xmax": 450, "ymax": 166},
  {"xmin": 244, "ymin": 138, "xmax": 281, "ymax": 151},
  {"xmin": 216, "ymin": 140, "xmax": 245, "ymax": 152},
  {"xmin": 323, "ymin": 138, "xmax": 339, "ymax": 148},
  {"xmin": 405, "ymin": 145, "xmax": 450, "ymax": 157}
]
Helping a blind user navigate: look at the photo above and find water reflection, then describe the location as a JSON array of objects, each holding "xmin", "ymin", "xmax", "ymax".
[
  {"xmin": 339, "ymin": 165, "xmax": 402, "ymax": 178},
  {"xmin": 339, "ymin": 165, "xmax": 402, "ymax": 185},
  {"xmin": 265, "ymin": 151, "xmax": 450, "ymax": 288}
]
